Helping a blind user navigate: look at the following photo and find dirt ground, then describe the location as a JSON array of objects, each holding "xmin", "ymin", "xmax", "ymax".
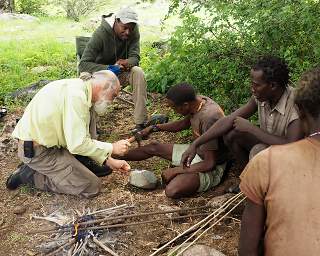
[{"xmin": 0, "ymin": 92, "xmax": 242, "ymax": 256}]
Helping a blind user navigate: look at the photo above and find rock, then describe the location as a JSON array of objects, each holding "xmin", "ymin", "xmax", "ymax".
[
  {"xmin": 26, "ymin": 250, "xmax": 36, "ymax": 256},
  {"xmin": 129, "ymin": 169, "xmax": 158, "ymax": 189},
  {"xmin": 0, "ymin": 13, "xmax": 39, "ymax": 22},
  {"xmin": 168, "ymin": 244, "xmax": 226, "ymax": 256},
  {"xmin": 31, "ymin": 66, "xmax": 50, "ymax": 74},
  {"xmin": 207, "ymin": 194, "xmax": 233, "ymax": 209},
  {"xmin": 13, "ymin": 205, "xmax": 27, "ymax": 215}
]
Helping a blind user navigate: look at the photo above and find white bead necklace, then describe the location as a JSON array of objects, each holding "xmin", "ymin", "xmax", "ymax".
[{"xmin": 309, "ymin": 131, "xmax": 320, "ymax": 137}]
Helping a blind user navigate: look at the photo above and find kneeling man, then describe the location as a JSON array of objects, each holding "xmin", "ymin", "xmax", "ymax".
[{"xmin": 6, "ymin": 71, "xmax": 130, "ymax": 198}]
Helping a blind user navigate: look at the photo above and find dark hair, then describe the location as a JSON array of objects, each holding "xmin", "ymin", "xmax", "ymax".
[
  {"xmin": 166, "ymin": 83, "xmax": 196, "ymax": 106},
  {"xmin": 295, "ymin": 68, "xmax": 320, "ymax": 118},
  {"xmin": 253, "ymin": 56, "xmax": 289, "ymax": 88}
]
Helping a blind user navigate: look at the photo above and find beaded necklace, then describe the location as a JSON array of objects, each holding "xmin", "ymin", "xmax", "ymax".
[{"xmin": 309, "ymin": 131, "xmax": 320, "ymax": 137}]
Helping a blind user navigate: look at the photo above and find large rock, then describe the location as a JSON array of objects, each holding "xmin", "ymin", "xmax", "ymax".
[
  {"xmin": 168, "ymin": 244, "xmax": 226, "ymax": 256},
  {"xmin": 129, "ymin": 169, "xmax": 158, "ymax": 189},
  {"xmin": 0, "ymin": 13, "xmax": 39, "ymax": 22}
]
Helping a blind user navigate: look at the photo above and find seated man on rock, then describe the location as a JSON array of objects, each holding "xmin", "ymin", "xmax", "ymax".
[
  {"xmin": 6, "ymin": 70, "xmax": 131, "ymax": 198},
  {"xmin": 181, "ymin": 56, "xmax": 304, "ymax": 192},
  {"xmin": 121, "ymin": 83, "xmax": 228, "ymax": 199},
  {"xmin": 79, "ymin": 7, "xmax": 148, "ymax": 131}
]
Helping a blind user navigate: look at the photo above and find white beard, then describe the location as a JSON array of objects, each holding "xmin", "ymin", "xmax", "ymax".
[{"xmin": 93, "ymin": 99, "xmax": 112, "ymax": 116}]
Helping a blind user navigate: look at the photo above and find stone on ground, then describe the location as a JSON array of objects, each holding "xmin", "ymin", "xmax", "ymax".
[
  {"xmin": 129, "ymin": 169, "xmax": 158, "ymax": 189},
  {"xmin": 168, "ymin": 244, "xmax": 226, "ymax": 256}
]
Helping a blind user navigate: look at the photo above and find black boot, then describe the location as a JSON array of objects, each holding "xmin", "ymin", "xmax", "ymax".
[
  {"xmin": 6, "ymin": 164, "xmax": 35, "ymax": 190},
  {"xmin": 74, "ymin": 155, "xmax": 112, "ymax": 177}
]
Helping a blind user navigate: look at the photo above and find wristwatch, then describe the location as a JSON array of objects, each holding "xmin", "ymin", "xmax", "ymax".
[{"xmin": 151, "ymin": 124, "xmax": 161, "ymax": 132}]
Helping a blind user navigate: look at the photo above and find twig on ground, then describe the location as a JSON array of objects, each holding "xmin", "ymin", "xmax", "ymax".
[
  {"xmin": 93, "ymin": 237, "xmax": 119, "ymax": 256},
  {"xmin": 116, "ymin": 96, "xmax": 134, "ymax": 106},
  {"xmin": 47, "ymin": 239, "xmax": 75, "ymax": 256}
]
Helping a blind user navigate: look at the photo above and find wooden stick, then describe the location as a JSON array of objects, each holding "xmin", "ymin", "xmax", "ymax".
[
  {"xmin": 35, "ymin": 213, "xmax": 209, "ymax": 235},
  {"xmin": 149, "ymin": 192, "xmax": 244, "ymax": 256},
  {"xmin": 31, "ymin": 205, "xmax": 209, "ymax": 235},
  {"xmin": 115, "ymin": 96, "xmax": 134, "ymax": 106},
  {"xmin": 87, "ymin": 204, "xmax": 128, "ymax": 216},
  {"xmin": 92, "ymin": 237, "xmax": 119, "ymax": 256},
  {"xmin": 47, "ymin": 239, "xmax": 75, "ymax": 256},
  {"xmin": 175, "ymin": 197, "xmax": 246, "ymax": 256}
]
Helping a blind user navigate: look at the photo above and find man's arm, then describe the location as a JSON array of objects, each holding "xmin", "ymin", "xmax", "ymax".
[
  {"xmin": 181, "ymin": 97, "xmax": 257, "ymax": 166},
  {"xmin": 239, "ymin": 199, "xmax": 266, "ymax": 256},
  {"xmin": 234, "ymin": 117, "xmax": 303, "ymax": 145},
  {"xmin": 63, "ymin": 94, "xmax": 114, "ymax": 165},
  {"xmin": 78, "ymin": 28, "xmax": 107, "ymax": 73},
  {"xmin": 140, "ymin": 117, "xmax": 191, "ymax": 138},
  {"xmin": 162, "ymin": 150, "xmax": 216, "ymax": 182}
]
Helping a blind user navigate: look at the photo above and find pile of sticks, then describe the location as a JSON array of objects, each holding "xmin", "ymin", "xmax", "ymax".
[{"xmin": 32, "ymin": 204, "xmax": 212, "ymax": 255}]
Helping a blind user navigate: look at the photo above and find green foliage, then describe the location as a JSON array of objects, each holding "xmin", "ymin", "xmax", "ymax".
[
  {"xmin": 145, "ymin": 0, "xmax": 320, "ymax": 113},
  {"xmin": 16, "ymin": 0, "xmax": 46, "ymax": 15},
  {"xmin": 0, "ymin": 39, "xmax": 76, "ymax": 103}
]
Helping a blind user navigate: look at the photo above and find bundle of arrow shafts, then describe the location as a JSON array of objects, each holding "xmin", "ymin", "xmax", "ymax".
[
  {"xmin": 31, "ymin": 205, "xmax": 211, "ymax": 236},
  {"xmin": 150, "ymin": 192, "xmax": 246, "ymax": 256}
]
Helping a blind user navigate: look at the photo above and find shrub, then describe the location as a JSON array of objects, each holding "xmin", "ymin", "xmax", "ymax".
[
  {"xmin": 145, "ymin": 0, "xmax": 320, "ymax": 113},
  {"xmin": 16, "ymin": 0, "xmax": 46, "ymax": 15},
  {"xmin": 56, "ymin": 0, "xmax": 103, "ymax": 22}
]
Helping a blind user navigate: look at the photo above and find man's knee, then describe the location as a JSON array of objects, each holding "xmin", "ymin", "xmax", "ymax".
[
  {"xmin": 165, "ymin": 185, "xmax": 180, "ymax": 199},
  {"xmin": 131, "ymin": 66, "xmax": 145, "ymax": 76}
]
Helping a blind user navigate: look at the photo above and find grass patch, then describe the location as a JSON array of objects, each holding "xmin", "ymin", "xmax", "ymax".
[
  {"xmin": 7, "ymin": 232, "xmax": 29, "ymax": 243},
  {"xmin": 0, "ymin": 39, "xmax": 76, "ymax": 97}
]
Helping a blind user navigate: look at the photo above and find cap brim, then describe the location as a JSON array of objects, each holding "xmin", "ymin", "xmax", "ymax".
[{"xmin": 120, "ymin": 18, "xmax": 138, "ymax": 24}]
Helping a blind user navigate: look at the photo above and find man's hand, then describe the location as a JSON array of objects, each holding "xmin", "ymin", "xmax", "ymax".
[
  {"xmin": 115, "ymin": 59, "xmax": 129, "ymax": 71},
  {"xmin": 181, "ymin": 144, "xmax": 197, "ymax": 168},
  {"xmin": 106, "ymin": 157, "xmax": 131, "ymax": 173},
  {"xmin": 233, "ymin": 117, "xmax": 254, "ymax": 133},
  {"xmin": 112, "ymin": 139, "xmax": 131, "ymax": 156}
]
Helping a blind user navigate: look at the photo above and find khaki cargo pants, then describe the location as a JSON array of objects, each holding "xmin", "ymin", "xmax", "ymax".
[
  {"xmin": 119, "ymin": 66, "xmax": 147, "ymax": 125},
  {"xmin": 17, "ymin": 109, "xmax": 101, "ymax": 198}
]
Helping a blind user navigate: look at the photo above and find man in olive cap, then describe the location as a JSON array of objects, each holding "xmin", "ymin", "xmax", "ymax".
[{"xmin": 79, "ymin": 7, "xmax": 148, "ymax": 131}]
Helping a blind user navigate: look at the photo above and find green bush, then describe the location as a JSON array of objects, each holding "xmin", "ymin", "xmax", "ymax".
[
  {"xmin": 144, "ymin": 0, "xmax": 320, "ymax": 113},
  {"xmin": 16, "ymin": 0, "xmax": 46, "ymax": 15}
]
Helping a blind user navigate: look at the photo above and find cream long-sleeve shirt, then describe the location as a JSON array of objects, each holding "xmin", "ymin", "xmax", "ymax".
[{"xmin": 12, "ymin": 78, "xmax": 113, "ymax": 165}]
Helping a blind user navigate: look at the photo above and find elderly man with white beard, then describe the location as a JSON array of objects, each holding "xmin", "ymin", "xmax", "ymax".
[{"xmin": 6, "ymin": 70, "xmax": 131, "ymax": 198}]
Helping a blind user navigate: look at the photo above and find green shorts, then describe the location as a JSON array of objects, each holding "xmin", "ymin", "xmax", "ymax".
[{"xmin": 172, "ymin": 144, "xmax": 226, "ymax": 192}]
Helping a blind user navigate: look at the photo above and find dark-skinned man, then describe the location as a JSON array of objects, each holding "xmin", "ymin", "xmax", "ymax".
[
  {"xmin": 181, "ymin": 56, "xmax": 304, "ymax": 192},
  {"xmin": 79, "ymin": 7, "xmax": 148, "ymax": 131},
  {"xmin": 239, "ymin": 67, "xmax": 320, "ymax": 256},
  {"xmin": 121, "ymin": 83, "xmax": 228, "ymax": 199}
]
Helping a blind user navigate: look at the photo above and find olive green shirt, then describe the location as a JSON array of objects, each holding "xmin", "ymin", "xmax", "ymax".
[
  {"xmin": 78, "ymin": 14, "xmax": 140, "ymax": 73},
  {"xmin": 12, "ymin": 79, "xmax": 113, "ymax": 165}
]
